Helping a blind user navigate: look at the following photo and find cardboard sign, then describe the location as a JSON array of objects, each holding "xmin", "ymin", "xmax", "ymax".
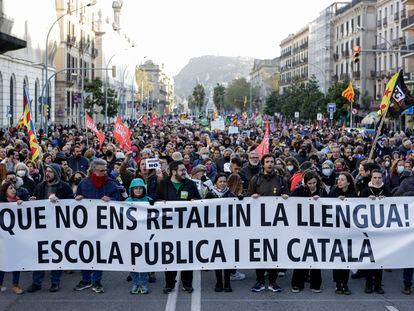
[
  {"xmin": 210, "ymin": 120, "xmax": 225, "ymax": 131},
  {"xmin": 145, "ymin": 158, "xmax": 160, "ymax": 170}
]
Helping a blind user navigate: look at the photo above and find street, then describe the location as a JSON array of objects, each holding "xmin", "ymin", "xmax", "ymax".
[{"xmin": 0, "ymin": 269, "xmax": 412, "ymax": 311}]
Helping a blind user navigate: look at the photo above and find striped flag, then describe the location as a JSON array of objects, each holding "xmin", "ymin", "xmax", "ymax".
[
  {"xmin": 233, "ymin": 114, "xmax": 237, "ymax": 125},
  {"xmin": 21, "ymin": 87, "xmax": 42, "ymax": 160},
  {"xmin": 342, "ymin": 82, "xmax": 355, "ymax": 103},
  {"xmin": 378, "ymin": 71, "xmax": 400, "ymax": 116}
]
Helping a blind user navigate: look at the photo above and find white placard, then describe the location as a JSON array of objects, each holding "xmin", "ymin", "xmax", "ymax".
[
  {"xmin": 145, "ymin": 158, "xmax": 160, "ymax": 170},
  {"xmin": 210, "ymin": 120, "xmax": 225, "ymax": 131},
  {"xmin": 317, "ymin": 113, "xmax": 323, "ymax": 121},
  {"xmin": 228, "ymin": 126, "xmax": 239, "ymax": 134}
]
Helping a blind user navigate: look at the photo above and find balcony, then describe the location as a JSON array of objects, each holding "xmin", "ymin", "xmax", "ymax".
[
  {"xmin": 66, "ymin": 35, "xmax": 76, "ymax": 47},
  {"xmin": 353, "ymin": 71, "xmax": 361, "ymax": 79},
  {"xmin": 377, "ymin": 20, "xmax": 382, "ymax": 28},
  {"xmin": 401, "ymin": 43, "xmax": 414, "ymax": 57},
  {"xmin": 395, "ymin": 12, "xmax": 400, "ymax": 21},
  {"xmin": 401, "ymin": 9, "xmax": 406, "ymax": 19},
  {"xmin": 341, "ymin": 50, "xmax": 350, "ymax": 57},
  {"xmin": 399, "ymin": 36, "xmax": 407, "ymax": 45},
  {"xmin": 401, "ymin": 15, "xmax": 414, "ymax": 31},
  {"xmin": 333, "ymin": 53, "xmax": 339, "ymax": 61},
  {"xmin": 370, "ymin": 70, "xmax": 376, "ymax": 78},
  {"xmin": 340, "ymin": 73, "xmax": 350, "ymax": 80},
  {"xmin": 383, "ymin": 17, "xmax": 388, "ymax": 27},
  {"xmin": 300, "ymin": 42, "xmax": 308, "ymax": 50}
]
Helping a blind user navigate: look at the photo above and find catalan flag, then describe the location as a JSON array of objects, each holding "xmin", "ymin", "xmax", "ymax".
[
  {"xmin": 233, "ymin": 114, "xmax": 237, "ymax": 126},
  {"xmin": 378, "ymin": 71, "xmax": 400, "ymax": 116},
  {"xmin": 21, "ymin": 87, "xmax": 42, "ymax": 161},
  {"xmin": 342, "ymin": 82, "xmax": 355, "ymax": 103}
]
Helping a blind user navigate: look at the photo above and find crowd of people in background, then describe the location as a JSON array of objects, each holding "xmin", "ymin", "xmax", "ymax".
[{"xmin": 1, "ymin": 116, "xmax": 414, "ymax": 296}]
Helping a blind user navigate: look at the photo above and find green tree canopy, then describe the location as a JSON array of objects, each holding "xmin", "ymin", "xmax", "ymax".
[
  {"xmin": 213, "ymin": 83, "xmax": 225, "ymax": 112},
  {"xmin": 224, "ymin": 77, "xmax": 259, "ymax": 112},
  {"xmin": 84, "ymin": 78, "xmax": 119, "ymax": 118}
]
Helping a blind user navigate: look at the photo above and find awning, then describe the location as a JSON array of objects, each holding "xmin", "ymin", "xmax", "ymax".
[{"xmin": 0, "ymin": 31, "xmax": 26, "ymax": 54}]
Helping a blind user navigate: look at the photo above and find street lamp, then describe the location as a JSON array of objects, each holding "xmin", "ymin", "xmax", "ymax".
[
  {"xmin": 42, "ymin": 1, "xmax": 96, "ymax": 130},
  {"xmin": 104, "ymin": 45, "xmax": 135, "ymax": 124}
]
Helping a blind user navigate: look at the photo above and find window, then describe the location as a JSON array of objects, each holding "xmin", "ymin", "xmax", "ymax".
[
  {"xmin": 34, "ymin": 80, "xmax": 38, "ymax": 122},
  {"xmin": 351, "ymin": 19, "xmax": 354, "ymax": 33},
  {"xmin": 391, "ymin": 4, "xmax": 393, "ymax": 15},
  {"xmin": 357, "ymin": 15, "xmax": 361, "ymax": 27},
  {"xmin": 9, "ymin": 75, "xmax": 15, "ymax": 126}
]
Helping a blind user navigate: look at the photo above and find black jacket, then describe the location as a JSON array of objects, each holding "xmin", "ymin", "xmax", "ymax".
[
  {"xmin": 393, "ymin": 176, "xmax": 414, "ymax": 196},
  {"xmin": 34, "ymin": 180, "xmax": 74, "ymax": 200},
  {"xmin": 157, "ymin": 178, "xmax": 201, "ymax": 201},
  {"xmin": 240, "ymin": 164, "xmax": 261, "ymax": 190},
  {"xmin": 328, "ymin": 186, "xmax": 357, "ymax": 198},
  {"xmin": 291, "ymin": 185, "xmax": 328, "ymax": 198},
  {"xmin": 248, "ymin": 171, "xmax": 289, "ymax": 196},
  {"xmin": 360, "ymin": 184, "xmax": 392, "ymax": 198},
  {"xmin": 205, "ymin": 189, "xmax": 235, "ymax": 199}
]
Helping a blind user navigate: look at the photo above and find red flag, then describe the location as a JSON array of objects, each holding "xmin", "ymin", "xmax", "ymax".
[
  {"xmin": 149, "ymin": 113, "xmax": 159, "ymax": 127},
  {"xmin": 113, "ymin": 115, "xmax": 131, "ymax": 151},
  {"xmin": 85, "ymin": 113, "xmax": 105, "ymax": 149},
  {"xmin": 255, "ymin": 120, "xmax": 270, "ymax": 159}
]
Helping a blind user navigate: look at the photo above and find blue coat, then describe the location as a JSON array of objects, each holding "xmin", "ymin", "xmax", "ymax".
[
  {"xmin": 68, "ymin": 156, "xmax": 90, "ymax": 174},
  {"xmin": 76, "ymin": 176, "xmax": 120, "ymax": 201}
]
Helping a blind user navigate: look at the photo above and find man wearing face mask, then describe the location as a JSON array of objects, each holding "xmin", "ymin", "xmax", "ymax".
[
  {"xmin": 68, "ymin": 145, "xmax": 89, "ymax": 174},
  {"xmin": 27, "ymin": 164, "xmax": 74, "ymax": 293},
  {"xmin": 192, "ymin": 147, "xmax": 210, "ymax": 167},
  {"xmin": 240, "ymin": 150, "xmax": 261, "ymax": 191},
  {"xmin": 216, "ymin": 148, "xmax": 233, "ymax": 173},
  {"xmin": 320, "ymin": 160, "xmax": 337, "ymax": 191}
]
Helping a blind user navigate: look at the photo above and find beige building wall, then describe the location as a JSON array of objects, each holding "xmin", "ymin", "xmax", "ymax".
[
  {"xmin": 279, "ymin": 26, "xmax": 309, "ymax": 94},
  {"xmin": 332, "ymin": 0, "xmax": 377, "ymax": 101}
]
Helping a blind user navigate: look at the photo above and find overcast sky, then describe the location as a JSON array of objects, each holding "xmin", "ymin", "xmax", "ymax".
[{"xmin": 122, "ymin": 0, "xmax": 338, "ymax": 76}]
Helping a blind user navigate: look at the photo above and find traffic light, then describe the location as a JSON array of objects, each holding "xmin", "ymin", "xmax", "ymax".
[
  {"xmin": 353, "ymin": 46, "xmax": 361, "ymax": 64},
  {"xmin": 43, "ymin": 104, "xmax": 49, "ymax": 117}
]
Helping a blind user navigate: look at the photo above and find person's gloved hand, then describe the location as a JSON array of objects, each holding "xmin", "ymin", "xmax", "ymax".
[
  {"xmin": 149, "ymin": 199, "xmax": 155, "ymax": 206},
  {"xmin": 237, "ymin": 195, "xmax": 244, "ymax": 201}
]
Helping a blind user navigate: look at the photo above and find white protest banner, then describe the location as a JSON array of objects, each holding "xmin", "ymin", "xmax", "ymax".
[
  {"xmin": 210, "ymin": 120, "xmax": 225, "ymax": 131},
  {"xmin": 145, "ymin": 158, "xmax": 160, "ymax": 170},
  {"xmin": 1, "ymin": 197, "xmax": 414, "ymax": 272},
  {"xmin": 228, "ymin": 126, "xmax": 239, "ymax": 134}
]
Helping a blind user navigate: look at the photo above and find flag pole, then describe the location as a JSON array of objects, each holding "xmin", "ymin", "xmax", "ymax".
[
  {"xmin": 350, "ymin": 101, "xmax": 353, "ymax": 128},
  {"xmin": 368, "ymin": 106, "xmax": 389, "ymax": 162}
]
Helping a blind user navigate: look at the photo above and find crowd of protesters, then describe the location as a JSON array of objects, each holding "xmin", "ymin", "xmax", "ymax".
[{"xmin": 1, "ymin": 116, "xmax": 414, "ymax": 296}]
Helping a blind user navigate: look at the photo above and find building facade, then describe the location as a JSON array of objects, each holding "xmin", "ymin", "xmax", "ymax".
[
  {"xmin": 251, "ymin": 58, "xmax": 280, "ymax": 104},
  {"xmin": 376, "ymin": 0, "xmax": 405, "ymax": 100},
  {"xmin": 138, "ymin": 60, "xmax": 174, "ymax": 115},
  {"xmin": 401, "ymin": 0, "xmax": 414, "ymax": 82},
  {"xmin": 332, "ymin": 0, "xmax": 377, "ymax": 101},
  {"xmin": 279, "ymin": 26, "xmax": 309, "ymax": 94},
  {"xmin": 54, "ymin": 0, "xmax": 98, "ymax": 125},
  {"xmin": 0, "ymin": 0, "xmax": 58, "ymax": 127}
]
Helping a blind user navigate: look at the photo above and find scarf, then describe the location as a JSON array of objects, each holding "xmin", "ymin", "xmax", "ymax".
[
  {"xmin": 212, "ymin": 186, "xmax": 229, "ymax": 198},
  {"xmin": 368, "ymin": 181, "xmax": 384, "ymax": 189},
  {"xmin": 6, "ymin": 195, "xmax": 18, "ymax": 202},
  {"xmin": 90, "ymin": 173, "xmax": 108, "ymax": 189}
]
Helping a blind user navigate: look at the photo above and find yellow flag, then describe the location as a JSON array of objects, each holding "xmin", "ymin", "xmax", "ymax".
[
  {"xmin": 378, "ymin": 71, "xmax": 400, "ymax": 116},
  {"xmin": 341, "ymin": 82, "xmax": 355, "ymax": 103}
]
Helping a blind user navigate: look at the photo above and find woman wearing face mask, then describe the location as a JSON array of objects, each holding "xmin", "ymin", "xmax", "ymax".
[
  {"xmin": 205, "ymin": 173, "xmax": 235, "ymax": 293},
  {"xmin": 320, "ymin": 160, "xmax": 337, "ymax": 192},
  {"xmin": 14, "ymin": 163, "xmax": 36, "ymax": 196},
  {"xmin": 0, "ymin": 182, "xmax": 26, "ymax": 295},
  {"xmin": 388, "ymin": 159, "xmax": 406, "ymax": 191},
  {"xmin": 69, "ymin": 171, "xmax": 87, "ymax": 194},
  {"xmin": 329, "ymin": 172, "xmax": 356, "ymax": 295},
  {"xmin": 291, "ymin": 170, "xmax": 327, "ymax": 294},
  {"xmin": 203, "ymin": 158, "xmax": 217, "ymax": 183}
]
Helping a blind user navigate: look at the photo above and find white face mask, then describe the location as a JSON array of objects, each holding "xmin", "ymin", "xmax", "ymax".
[
  {"xmin": 322, "ymin": 168, "xmax": 333, "ymax": 177},
  {"xmin": 397, "ymin": 166, "xmax": 405, "ymax": 174},
  {"xmin": 16, "ymin": 170, "xmax": 26, "ymax": 177},
  {"xmin": 287, "ymin": 165, "xmax": 294, "ymax": 172},
  {"xmin": 201, "ymin": 154, "xmax": 209, "ymax": 160}
]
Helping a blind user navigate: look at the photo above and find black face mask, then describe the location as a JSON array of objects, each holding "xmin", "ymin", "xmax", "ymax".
[
  {"xmin": 106, "ymin": 151, "xmax": 113, "ymax": 157},
  {"xmin": 74, "ymin": 178, "xmax": 82, "ymax": 185},
  {"xmin": 224, "ymin": 156, "xmax": 231, "ymax": 162}
]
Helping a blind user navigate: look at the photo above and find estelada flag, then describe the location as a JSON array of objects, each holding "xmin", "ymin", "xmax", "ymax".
[
  {"xmin": 387, "ymin": 70, "xmax": 414, "ymax": 118},
  {"xmin": 113, "ymin": 115, "xmax": 131, "ymax": 151},
  {"xmin": 342, "ymin": 82, "xmax": 355, "ymax": 103},
  {"xmin": 378, "ymin": 71, "xmax": 400, "ymax": 116},
  {"xmin": 255, "ymin": 119, "xmax": 270, "ymax": 159},
  {"xmin": 85, "ymin": 113, "xmax": 105, "ymax": 149}
]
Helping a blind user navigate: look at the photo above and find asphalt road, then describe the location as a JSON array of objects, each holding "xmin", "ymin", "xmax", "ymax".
[{"xmin": 0, "ymin": 269, "xmax": 412, "ymax": 311}]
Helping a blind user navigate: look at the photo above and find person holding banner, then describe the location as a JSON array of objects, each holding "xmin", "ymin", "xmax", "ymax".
[
  {"xmin": 74, "ymin": 159, "xmax": 120, "ymax": 294},
  {"xmin": 360, "ymin": 169, "xmax": 391, "ymax": 295},
  {"xmin": 157, "ymin": 161, "xmax": 201, "ymax": 294},
  {"xmin": 248, "ymin": 154, "xmax": 289, "ymax": 293},
  {"xmin": 126, "ymin": 178, "xmax": 154, "ymax": 294},
  {"xmin": 0, "ymin": 181, "xmax": 26, "ymax": 295},
  {"xmin": 291, "ymin": 170, "xmax": 327, "ymax": 293},
  {"xmin": 27, "ymin": 164, "xmax": 74, "ymax": 293},
  {"xmin": 328, "ymin": 172, "xmax": 357, "ymax": 295}
]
